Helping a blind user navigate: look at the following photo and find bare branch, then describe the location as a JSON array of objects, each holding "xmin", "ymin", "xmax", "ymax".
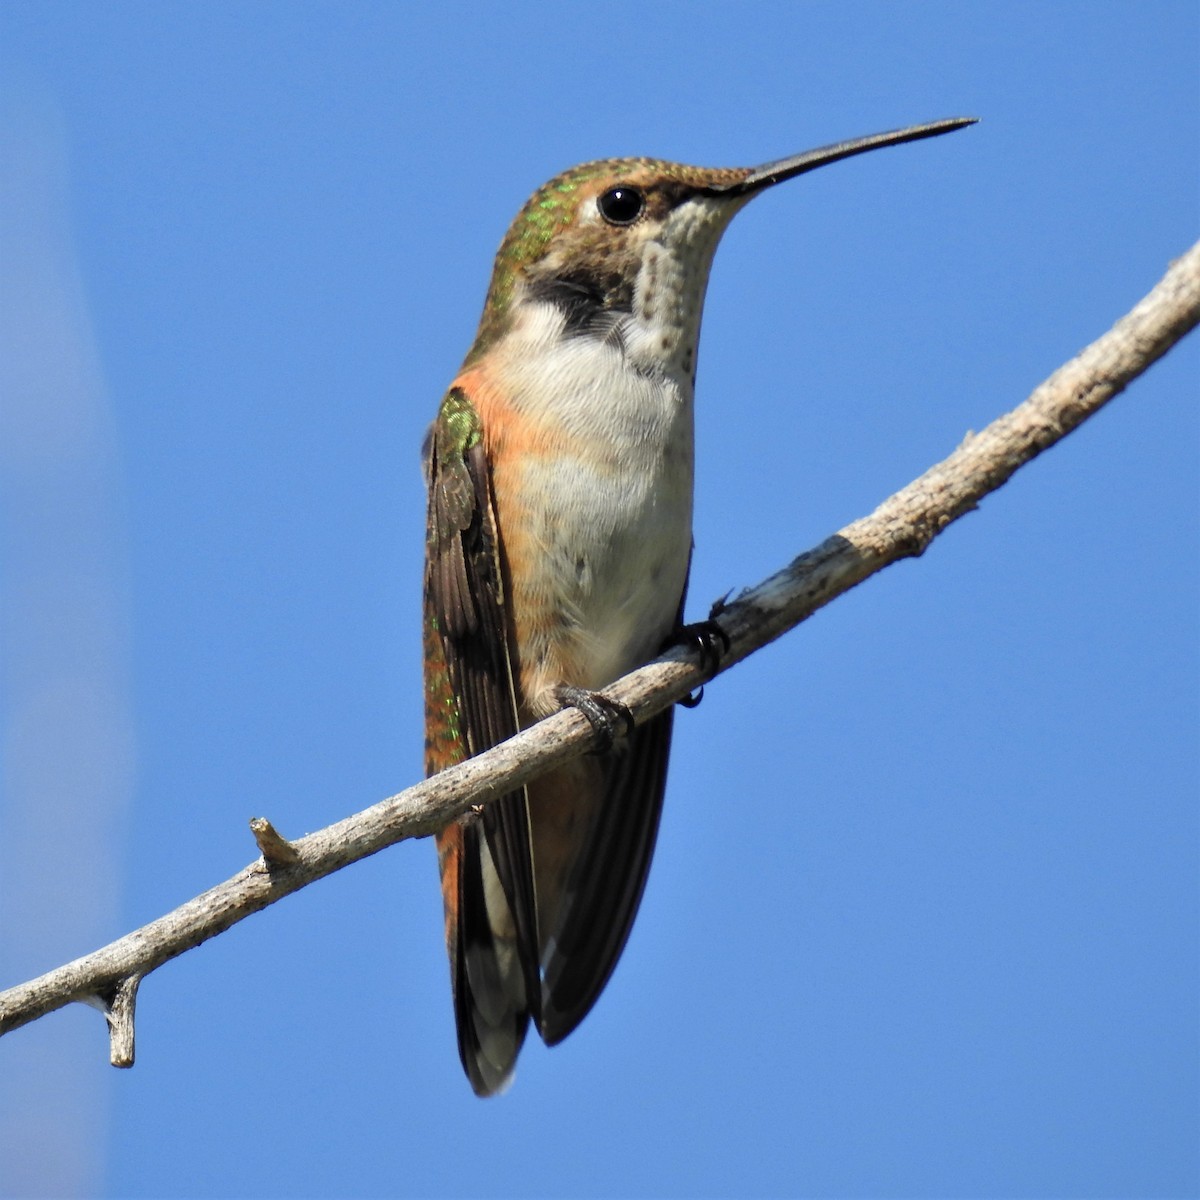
[{"xmin": 1, "ymin": 240, "xmax": 1196, "ymax": 1055}]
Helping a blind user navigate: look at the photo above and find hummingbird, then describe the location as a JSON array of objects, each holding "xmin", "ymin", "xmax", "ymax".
[{"xmin": 423, "ymin": 116, "xmax": 975, "ymax": 1095}]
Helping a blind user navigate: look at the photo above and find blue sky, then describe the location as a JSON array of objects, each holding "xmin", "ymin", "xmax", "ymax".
[{"xmin": 0, "ymin": 3, "xmax": 1196, "ymax": 1197}]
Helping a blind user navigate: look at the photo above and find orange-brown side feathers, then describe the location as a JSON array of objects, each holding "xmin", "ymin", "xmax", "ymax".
[{"xmin": 424, "ymin": 386, "xmax": 539, "ymax": 1095}]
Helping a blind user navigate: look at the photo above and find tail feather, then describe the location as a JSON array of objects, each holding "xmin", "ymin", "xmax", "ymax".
[{"xmin": 438, "ymin": 820, "xmax": 529, "ymax": 1096}]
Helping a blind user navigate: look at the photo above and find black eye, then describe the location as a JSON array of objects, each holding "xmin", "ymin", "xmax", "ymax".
[{"xmin": 597, "ymin": 185, "xmax": 645, "ymax": 226}]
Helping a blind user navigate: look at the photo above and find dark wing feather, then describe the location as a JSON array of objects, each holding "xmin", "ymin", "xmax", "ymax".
[
  {"xmin": 537, "ymin": 708, "xmax": 674, "ymax": 1045},
  {"xmin": 425, "ymin": 387, "xmax": 540, "ymax": 1094},
  {"xmin": 534, "ymin": 568, "xmax": 692, "ymax": 1043},
  {"xmin": 534, "ymin": 562, "xmax": 688, "ymax": 1045}
]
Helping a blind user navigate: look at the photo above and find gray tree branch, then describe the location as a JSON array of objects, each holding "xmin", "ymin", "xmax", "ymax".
[{"xmin": 2, "ymin": 240, "xmax": 1197, "ymax": 1063}]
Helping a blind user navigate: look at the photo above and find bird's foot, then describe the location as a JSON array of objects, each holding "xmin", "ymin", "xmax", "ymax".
[
  {"xmin": 555, "ymin": 686, "xmax": 635, "ymax": 752},
  {"xmin": 664, "ymin": 603, "xmax": 732, "ymax": 709}
]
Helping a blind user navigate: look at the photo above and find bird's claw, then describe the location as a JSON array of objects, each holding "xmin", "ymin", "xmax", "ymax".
[
  {"xmin": 665, "ymin": 602, "xmax": 732, "ymax": 710},
  {"xmin": 555, "ymin": 685, "xmax": 636, "ymax": 752}
]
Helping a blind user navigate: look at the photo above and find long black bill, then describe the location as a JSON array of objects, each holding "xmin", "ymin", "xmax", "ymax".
[{"xmin": 723, "ymin": 116, "xmax": 977, "ymax": 196}]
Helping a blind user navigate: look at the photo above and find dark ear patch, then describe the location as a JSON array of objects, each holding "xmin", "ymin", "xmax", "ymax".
[
  {"xmin": 528, "ymin": 274, "xmax": 606, "ymax": 329},
  {"xmin": 528, "ymin": 265, "xmax": 635, "ymax": 337}
]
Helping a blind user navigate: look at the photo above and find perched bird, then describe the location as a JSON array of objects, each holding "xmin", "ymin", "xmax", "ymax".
[{"xmin": 423, "ymin": 117, "xmax": 975, "ymax": 1094}]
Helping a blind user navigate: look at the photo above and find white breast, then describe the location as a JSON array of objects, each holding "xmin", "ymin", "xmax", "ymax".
[{"xmin": 495, "ymin": 300, "xmax": 696, "ymax": 697}]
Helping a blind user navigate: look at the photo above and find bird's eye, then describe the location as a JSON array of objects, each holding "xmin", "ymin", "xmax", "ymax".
[{"xmin": 597, "ymin": 185, "xmax": 645, "ymax": 226}]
